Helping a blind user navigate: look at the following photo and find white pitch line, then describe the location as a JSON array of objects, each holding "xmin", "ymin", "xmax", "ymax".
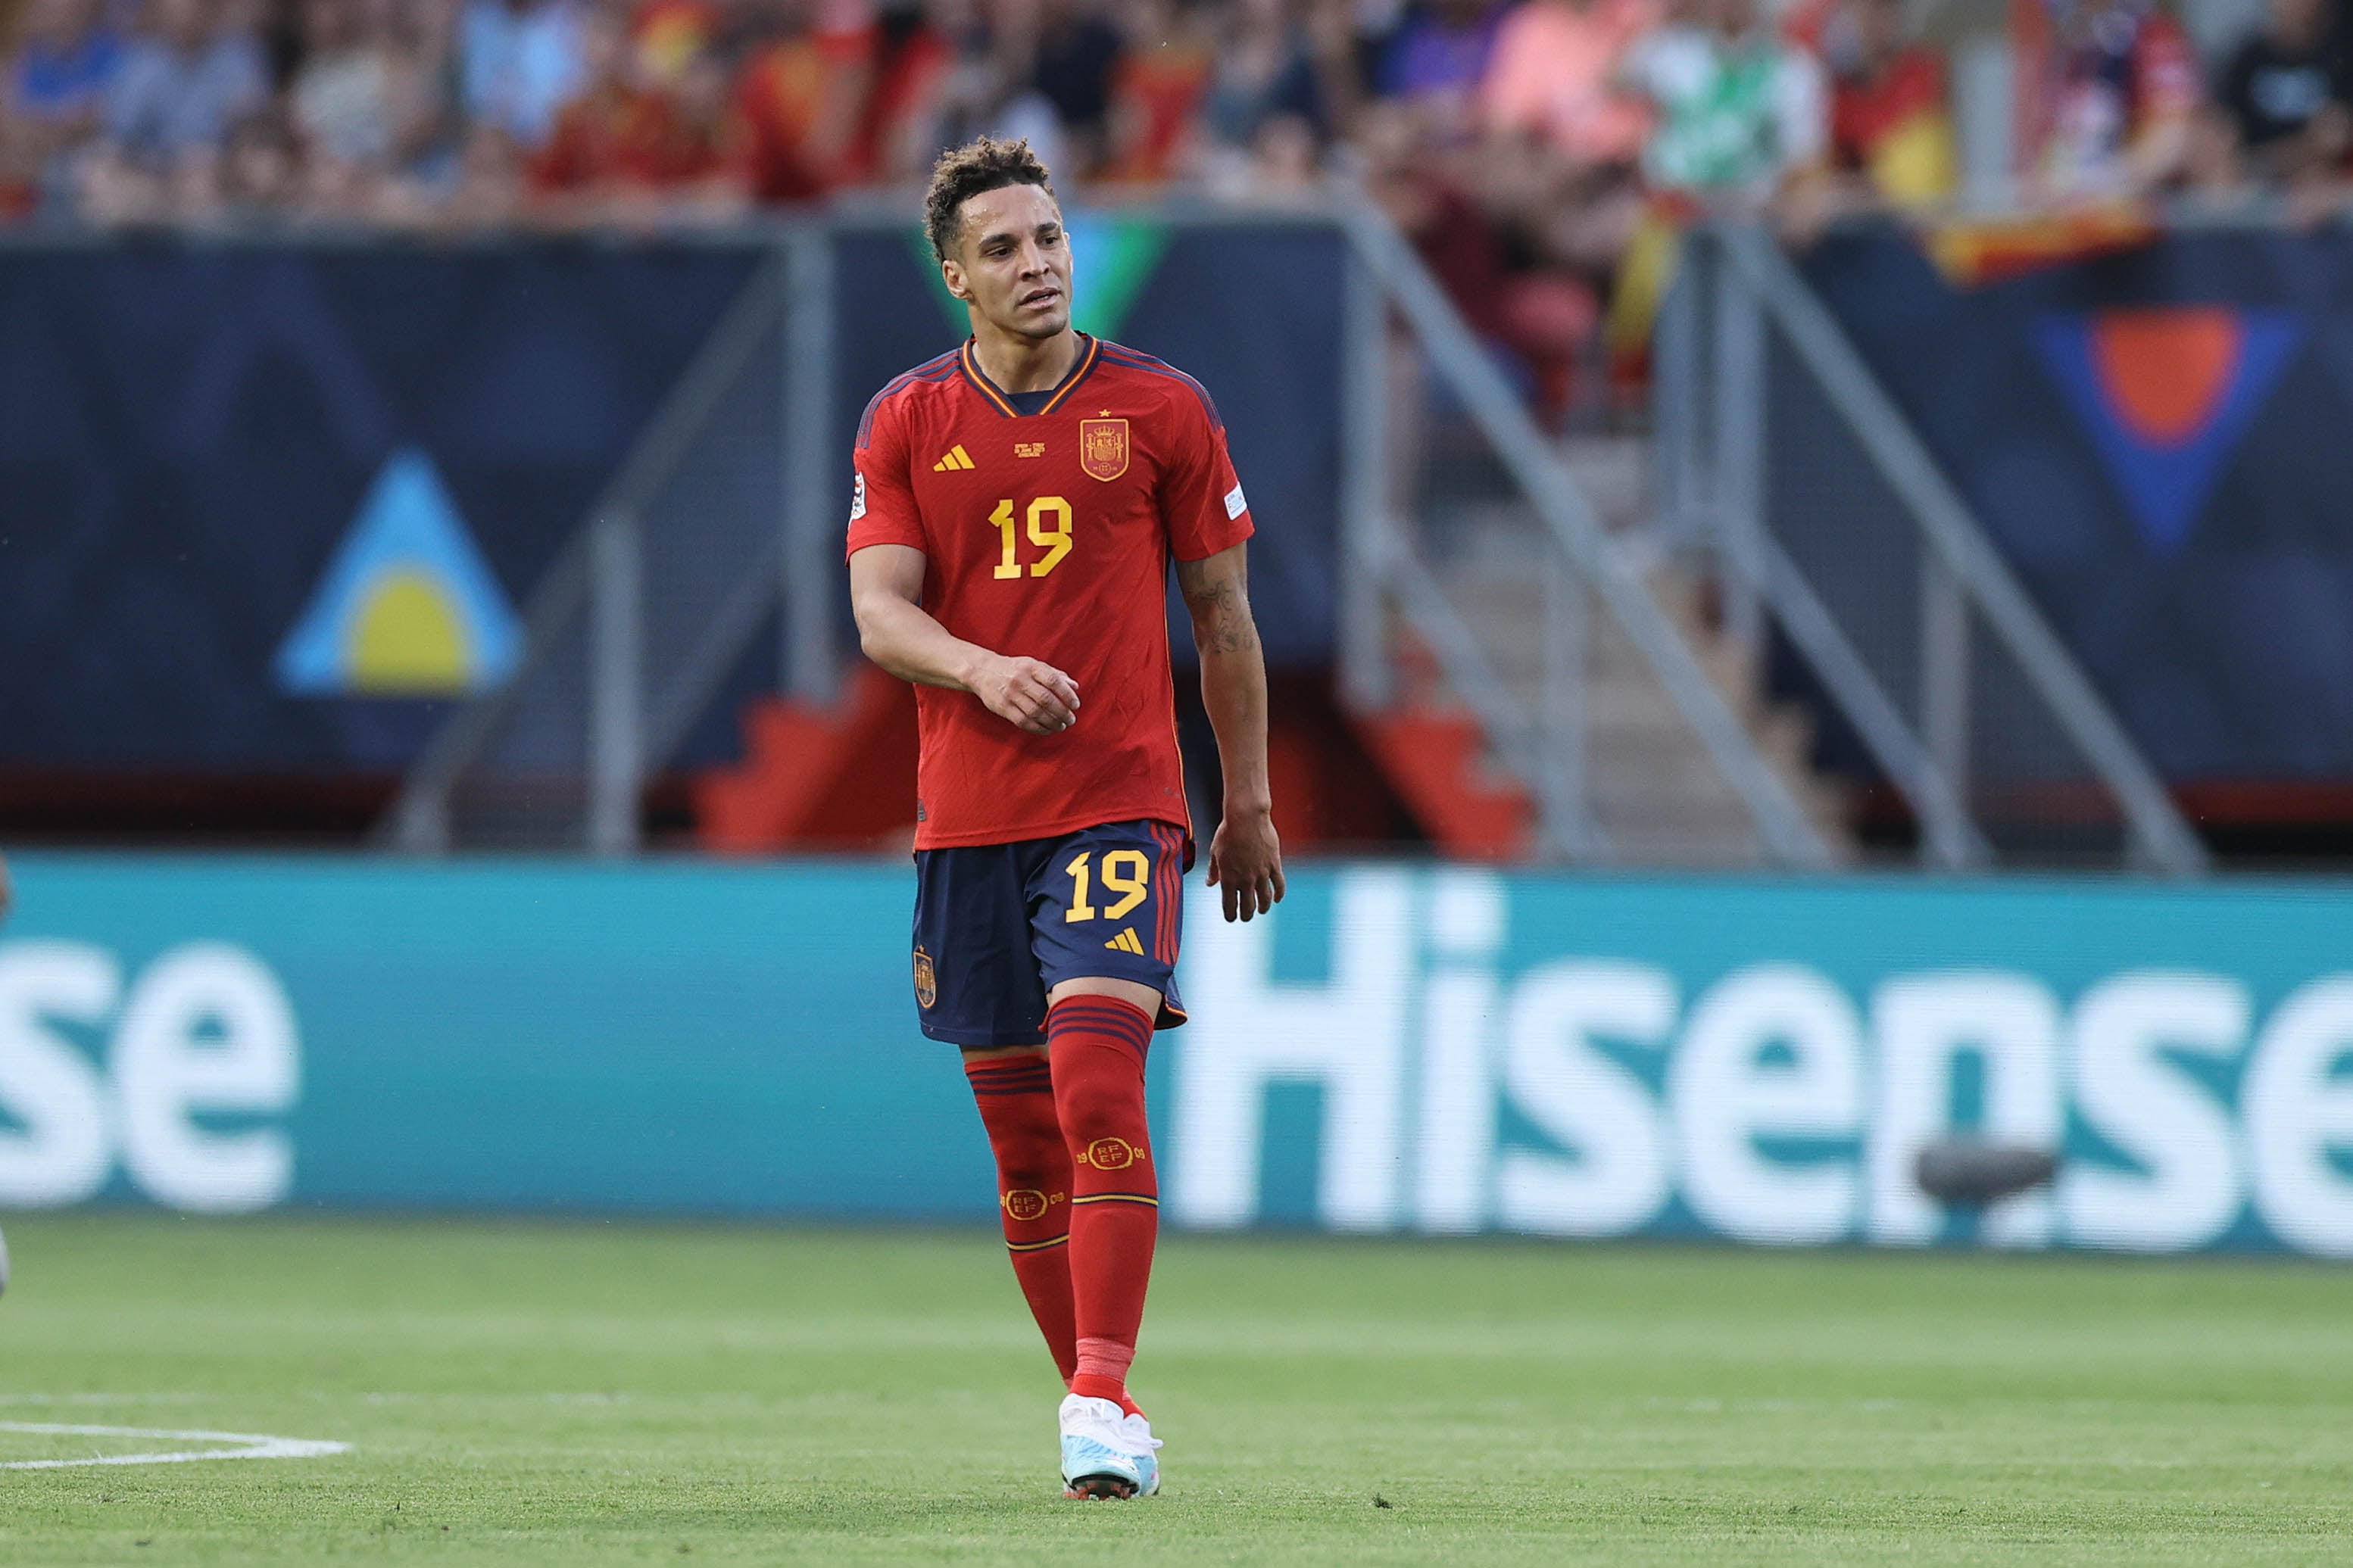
[{"xmin": 0, "ymin": 1423, "xmax": 351, "ymax": 1470}]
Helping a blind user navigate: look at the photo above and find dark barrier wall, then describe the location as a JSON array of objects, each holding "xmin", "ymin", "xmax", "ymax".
[
  {"xmin": 1801, "ymin": 226, "xmax": 2353, "ymax": 783},
  {"xmin": 0, "ymin": 221, "xmax": 1344, "ymax": 779},
  {"xmin": 0, "ymin": 242, "xmax": 761, "ymax": 771}
]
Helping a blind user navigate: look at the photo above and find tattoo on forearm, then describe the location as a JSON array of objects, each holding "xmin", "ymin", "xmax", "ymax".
[{"xmin": 1191, "ymin": 578, "xmax": 1259, "ymax": 656}]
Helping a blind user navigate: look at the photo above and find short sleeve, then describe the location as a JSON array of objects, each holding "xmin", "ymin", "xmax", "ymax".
[
  {"xmin": 845, "ymin": 391, "xmax": 925, "ymax": 560},
  {"xmin": 1160, "ymin": 389, "xmax": 1253, "ymax": 563}
]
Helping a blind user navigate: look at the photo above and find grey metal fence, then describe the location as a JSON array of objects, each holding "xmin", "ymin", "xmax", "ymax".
[{"xmin": 1654, "ymin": 223, "xmax": 2208, "ymax": 877}]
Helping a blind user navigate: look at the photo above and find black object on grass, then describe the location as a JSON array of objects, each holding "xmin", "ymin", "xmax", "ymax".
[{"xmin": 1914, "ymin": 1139, "xmax": 2059, "ymax": 1208}]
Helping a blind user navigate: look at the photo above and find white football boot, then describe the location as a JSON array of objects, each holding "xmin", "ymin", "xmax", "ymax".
[{"xmin": 1058, "ymin": 1394, "xmax": 1162, "ymax": 1499}]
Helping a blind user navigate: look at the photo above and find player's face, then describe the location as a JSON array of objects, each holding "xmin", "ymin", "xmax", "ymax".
[{"xmin": 943, "ymin": 183, "xmax": 1074, "ymax": 341}]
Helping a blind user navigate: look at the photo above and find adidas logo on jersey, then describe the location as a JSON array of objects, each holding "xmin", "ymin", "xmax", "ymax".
[
  {"xmin": 932, "ymin": 445, "xmax": 976, "ymax": 472},
  {"xmin": 1104, "ymin": 927, "xmax": 1145, "ymax": 955}
]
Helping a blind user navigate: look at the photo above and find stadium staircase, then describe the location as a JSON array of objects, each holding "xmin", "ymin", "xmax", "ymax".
[
  {"xmin": 1384, "ymin": 432, "xmax": 1851, "ymax": 864},
  {"xmin": 1346, "ymin": 700, "xmax": 1537, "ymax": 861}
]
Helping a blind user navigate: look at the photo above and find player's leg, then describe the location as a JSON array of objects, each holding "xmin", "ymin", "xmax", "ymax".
[
  {"xmin": 960, "ymin": 1043, "xmax": 1077, "ymax": 1383},
  {"xmin": 1030, "ymin": 819, "xmax": 1188, "ymax": 1498},
  {"xmin": 1043, "ymin": 975, "xmax": 1160, "ymax": 1410},
  {"xmin": 913, "ymin": 841, "xmax": 1076, "ymax": 1383}
]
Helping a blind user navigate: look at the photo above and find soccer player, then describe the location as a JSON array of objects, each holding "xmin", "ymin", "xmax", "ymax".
[{"xmin": 845, "ymin": 136, "xmax": 1283, "ymax": 1500}]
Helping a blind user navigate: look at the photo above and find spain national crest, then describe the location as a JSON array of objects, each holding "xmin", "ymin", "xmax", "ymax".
[
  {"xmin": 1079, "ymin": 418, "xmax": 1129, "ymax": 482},
  {"xmin": 913, "ymin": 945, "xmax": 938, "ymax": 1008}
]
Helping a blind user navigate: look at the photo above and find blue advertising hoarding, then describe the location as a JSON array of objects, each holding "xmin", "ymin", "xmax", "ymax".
[{"xmin": 4, "ymin": 856, "xmax": 2351, "ymax": 1258}]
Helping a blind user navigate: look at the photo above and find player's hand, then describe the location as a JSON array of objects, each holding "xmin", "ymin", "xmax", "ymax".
[
  {"xmin": 1206, "ymin": 806, "xmax": 1284, "ymax": 923},
  {"xmin": 971, "ymin": 655, "xmax": 1081, "ymax": 734}
]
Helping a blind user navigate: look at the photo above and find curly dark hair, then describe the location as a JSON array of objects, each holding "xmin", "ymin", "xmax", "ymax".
[{"xmin": 923, "ymin": 136, "xmax": 1058, "ymax": 265}]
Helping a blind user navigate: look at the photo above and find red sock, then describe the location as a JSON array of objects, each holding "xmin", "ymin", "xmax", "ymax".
[
  {"xmin": 963, "ymin": 1050, "xmax": 1078, "ymax": 1384},
  {"xmin": 1046, "ymin": 996, "xmax": 1159, "ymax": 1407}
]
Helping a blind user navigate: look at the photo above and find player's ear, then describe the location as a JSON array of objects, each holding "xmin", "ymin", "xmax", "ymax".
[{"xmin": 941, "ymin": 256, "xmax": 970, "ymax": 303}]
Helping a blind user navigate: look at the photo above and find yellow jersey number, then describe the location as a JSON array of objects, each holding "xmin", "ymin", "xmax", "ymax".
[
  {"xmin": 1064, "ymin": 849, "xmax": 1150, "ymax": 922},
  {"xmin": 990, "ymin": 496, "xmax": 1073, "ymax": 579}
]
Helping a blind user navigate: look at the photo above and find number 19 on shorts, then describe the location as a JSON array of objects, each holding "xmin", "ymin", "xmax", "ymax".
[{"xmin": 1064, "ymin": 850, "xmax": 1148, "ymax": 922}]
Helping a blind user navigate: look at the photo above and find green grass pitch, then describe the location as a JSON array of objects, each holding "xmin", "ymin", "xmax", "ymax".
[{"xmin": 2, "ymin": 1215, "xmax": 2350, "ymax": 1564}]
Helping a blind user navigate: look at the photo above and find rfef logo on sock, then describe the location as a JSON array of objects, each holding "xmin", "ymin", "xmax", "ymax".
[
  {"xmin": 1078, "ymin": 1136, "xmax": 1144, "ymax": 1171},
  {"xmin": 1002, "ymin": 1189, "xmax": 1059, "ymax": 1220}
]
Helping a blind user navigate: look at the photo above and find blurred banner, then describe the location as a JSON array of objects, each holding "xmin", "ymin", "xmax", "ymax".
[
  {"xmin": 5, "ymin": 856, "xmax": 2353, "ymax": 1258},
  {"xmin": 0, "ymin": 221, "xmax": 1341, "ymax": 777},
  {"xmin": 1800, "ymin": 225, "xmax": 2353, "ymax": 785}
]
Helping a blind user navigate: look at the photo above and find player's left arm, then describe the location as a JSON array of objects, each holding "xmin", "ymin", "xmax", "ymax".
[{"xmin": 1175, "ymin": 544, "xmax": 1284, "ymax": 923}]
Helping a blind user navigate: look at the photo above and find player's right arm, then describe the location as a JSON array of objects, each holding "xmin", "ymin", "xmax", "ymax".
[
  {"xmin": 846, "ymin": 385, "xmax": 1080, "ymax": 735},
  {"xmin": 848, "ymin": 545, "xmax": 1081, "ymax": 735}
]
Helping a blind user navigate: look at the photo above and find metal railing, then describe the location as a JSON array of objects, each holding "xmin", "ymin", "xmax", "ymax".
[
  {"xmin": 388, "ymin": 245, "xmax": 802, "ymax": 854},
  {"xmin": 1655, "ymin": 223, "xmax": 2208, "ymax": 877},
  {"xmin": 1339, "ymin": 205, "xmax": 1833, "ymax": 868}
]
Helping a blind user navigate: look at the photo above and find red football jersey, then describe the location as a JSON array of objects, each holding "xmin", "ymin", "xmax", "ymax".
[{"xmin": 846, "ymin": 334, "xmax": 1255, "ymax": 849}]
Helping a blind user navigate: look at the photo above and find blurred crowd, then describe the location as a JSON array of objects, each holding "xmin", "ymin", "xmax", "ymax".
[{"xmin": 6, "ymin": 0, "xmax": 2352, "ymax": 397}]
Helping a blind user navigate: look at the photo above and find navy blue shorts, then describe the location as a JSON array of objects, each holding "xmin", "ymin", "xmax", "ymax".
[{"xmin": 911, "ymin": 818, "xmax": 1191, "ymax": 1047}]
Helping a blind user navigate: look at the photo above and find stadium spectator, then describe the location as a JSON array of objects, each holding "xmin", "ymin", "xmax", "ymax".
[
  {"xmin": 83, "ymin": 0, "xmax": 268, "ymax": 219},
  {"xmin": 107, "ymin": 0, "xmax": 269, "ymax": 160},
  {"xmin": 1821, "ymin": 0, "xmax": 1956, "ymax": 207},
  {"xmin": 217, "ymin": 97, "xmax": 297, "ymax": 213},
  {"xmin": 292, "ymin": 0, "xmax": 396, "ymax": 169},
  {"xmin": 4, "ymin": 0, "xmax": 123, "ymax": 212},
  {"xmin": 531, "ymin": 2, "xmax": 740, "ymax": 220},
  {"xmin": 1379, "ymin": 0, "xmax": 1508, "ymax": 141},
  {"xmin": 857, "ymin": 0, "xmax": 960, "ymax": 184},
  {"xmin": 1097, "ymin": 0, "xmax": 1212, "ymax": 183},
  {"xmin": 2014, "ymin": 0, "xmax": 2202, "ymax": 198},
  {"xmin": 440, "ymin": 115, "xmax": 523, "ymax": 220},
  {"xmin": 1362, "ymin": 98, "xmax": 1599, "ymax": 418},
  {"xmin": 1480, "ymin": 0, "xmax": 1652, "ymax": 168},
  {"xmin": 460, "ymin": 0, "xmax": 585, "ymax": 148},
  {"xmin": 1619, "ymin": 0, "xmax": 1827, "ymax": 204},
  {"xmin": 1474, "ymin": 0, "xmax": 1652, "ymax": 405},
  {"xmin": 2211, "ymin": 0, "xmax": 2351, "ymax": 183},
  {"xmin": 888, "ymin": 0, "xmax": 1009, "ymax": 170},
  {"xmin": 1198, "ymin": 0, "xmax": 1330, "ymax": 180},
  {"xmin": 631, "ymin": 0, "xmax": 717, "ymax": 82},
  {"xmin": 1345, "ymin": 0, "xmax": 1409, "ymax": 97},
  {"xmin": 729, "ymin": 0, "xmax": 877, "ymax": 201},
  {"xmin": 1028, "ymin": 0, "xmax": 1126, "ymax": 174},
  {"xmin": 1602, "ymin": 0, "xmax": 1826, "ymax": 388}
]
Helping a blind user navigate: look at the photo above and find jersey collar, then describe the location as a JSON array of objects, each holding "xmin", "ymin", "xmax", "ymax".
[{"xmin": 959, "ymin": 332, "xmax": 1101, "ymax": 418}]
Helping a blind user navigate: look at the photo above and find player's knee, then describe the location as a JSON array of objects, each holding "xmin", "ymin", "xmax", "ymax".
[
  {"xmin": 975, "ymin": 1093, "xmax": 1065, "ymax": 1172},
  {"xmin": 1050, "ymin": 1070, "xmax": 1144, "ymax": 1149}
]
